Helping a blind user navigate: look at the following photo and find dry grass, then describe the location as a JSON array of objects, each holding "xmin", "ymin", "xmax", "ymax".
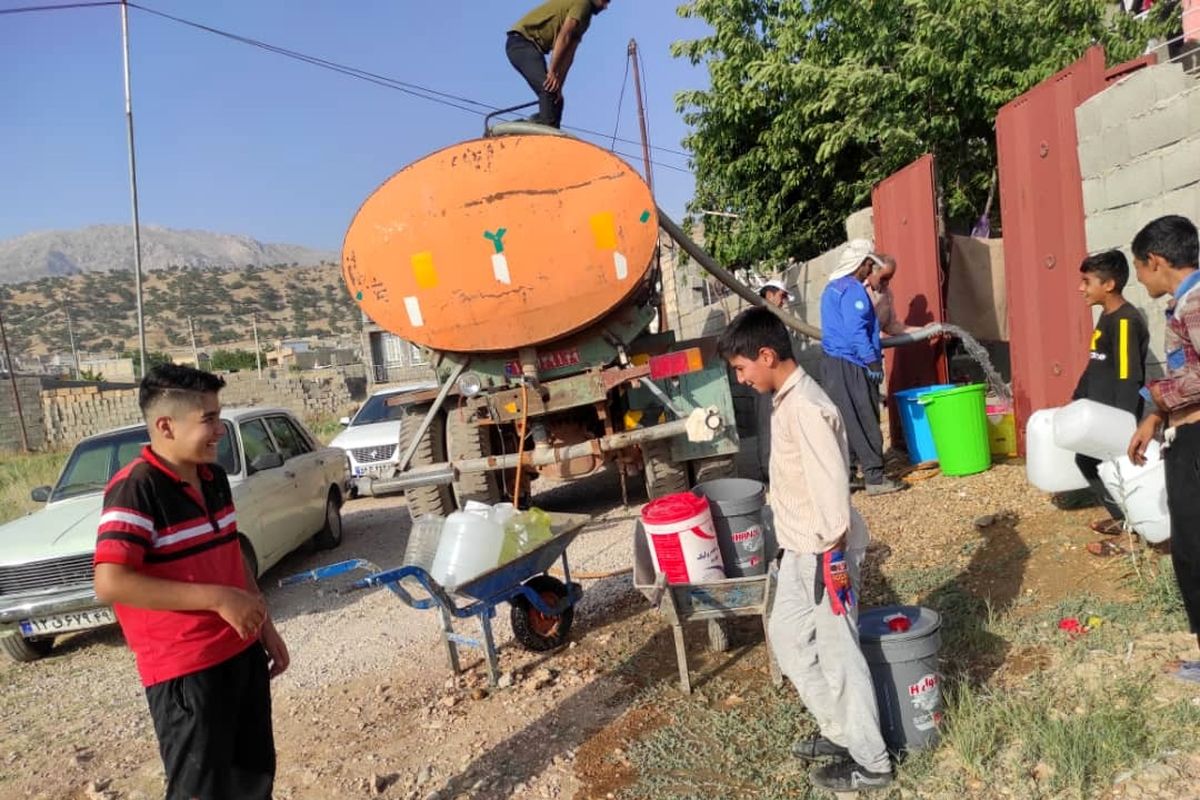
[{"xmin": 0, "ymin": 450, "xmax": 65, "ymax": 525}]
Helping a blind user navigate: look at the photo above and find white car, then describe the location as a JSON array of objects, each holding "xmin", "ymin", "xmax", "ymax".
[
  {"xmin": 331, "ymin": 381, "xmax": 436, "ymax": 496},
  {"xmin": 0, "ymin": 407, "xmax": 350, "ymax": 662}
]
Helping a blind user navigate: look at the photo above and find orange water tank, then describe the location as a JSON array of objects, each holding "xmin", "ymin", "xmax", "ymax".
[{"xmin": 342, "ymin": 134, "xmax": 659, "ymax": 353}]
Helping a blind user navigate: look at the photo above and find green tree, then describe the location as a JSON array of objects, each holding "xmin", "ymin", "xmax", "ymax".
[
  {"xmin": 209, "ymin": 349, "xmax": 265, "ymax": 372},
  {"xmin": 120, "ymin": 350, "xmax": 172, "ymax": 379},
  {"xmin": 673, "ymin": 0, "xmax": 1177, "ymax": 265}
]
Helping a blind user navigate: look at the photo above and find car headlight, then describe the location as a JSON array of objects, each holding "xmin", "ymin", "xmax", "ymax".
[{"xmin": 457, "ymin": 371, "xmax": 483, "ymax": 397}]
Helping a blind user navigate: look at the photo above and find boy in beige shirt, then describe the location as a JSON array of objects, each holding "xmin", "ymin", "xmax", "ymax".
[{"xmin": 719, "ymin": 306, "xmax": 892, "ymax": 791}]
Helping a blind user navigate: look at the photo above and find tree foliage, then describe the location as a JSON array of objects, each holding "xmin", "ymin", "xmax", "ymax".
[
  {"xmin": 209, "ymin": 349, "xmax": 264, "ymax": 372},
  {"xmin": 673, "ymin": 0, "xmax": 1177, "ymax": 267}
]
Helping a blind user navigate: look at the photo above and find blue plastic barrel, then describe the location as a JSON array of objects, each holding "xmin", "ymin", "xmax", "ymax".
[{"xmin": 893, "ymin": 384, "xmax": 956, "ymax": 464}]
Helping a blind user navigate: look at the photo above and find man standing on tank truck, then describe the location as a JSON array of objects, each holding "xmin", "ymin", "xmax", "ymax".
[{"xmin": 506, "ymin": 0, "xmax": 610, "ymax": 128}]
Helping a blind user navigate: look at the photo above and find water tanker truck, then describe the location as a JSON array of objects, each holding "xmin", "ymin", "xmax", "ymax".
[{"xmin": 341, "ymin": 123, "xmax": 928, "ymax": 515}]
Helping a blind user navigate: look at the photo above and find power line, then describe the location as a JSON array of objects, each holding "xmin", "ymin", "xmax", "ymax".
[
  {"xmin": 0, "ymin": 1, "xmax": 119, "ymax": 15},
  {"xmin": 126, "ymin": 2, "xmax": 693, "ymax": 162}
]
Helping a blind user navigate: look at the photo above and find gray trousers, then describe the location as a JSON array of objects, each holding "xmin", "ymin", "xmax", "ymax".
[
  {"xmin": 769, "ymin": 550, "xmax": 890, "ymax": 773},
  {"xmin": 820, "ymin": 355, "xmax": 884, "ymax": 484}
]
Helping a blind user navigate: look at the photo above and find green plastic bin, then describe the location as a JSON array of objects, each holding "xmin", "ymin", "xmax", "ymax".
[{"xmin": 919, "ymin": 383, "xmax": 991, "ymax": 476}]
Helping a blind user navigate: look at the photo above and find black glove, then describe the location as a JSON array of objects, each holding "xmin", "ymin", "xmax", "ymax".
[
  {"xmin": 866, "ymin": 361, "xmax": 884, "ymax": 384},
  {"xmin": 813, "ymin": 556, "xmax": 826, "ymax": 606}
]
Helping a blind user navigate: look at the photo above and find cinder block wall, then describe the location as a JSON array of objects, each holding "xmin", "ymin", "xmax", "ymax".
[
  {"xmin": 1077, "ymin": 63, "xmax": 1200, "ymax": 375},
  {"xmin": 0, "ymin": 377, "xmax": 48, "ymax": 451},
  {"xmin": 29, "ymin": 368, "xmax": 368, "ymax": 450}
]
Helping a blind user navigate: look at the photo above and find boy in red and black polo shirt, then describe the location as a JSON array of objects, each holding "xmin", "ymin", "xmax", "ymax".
[{"xmin": 94, "ymin": 364, "xmax": 288, "ymax": 799}]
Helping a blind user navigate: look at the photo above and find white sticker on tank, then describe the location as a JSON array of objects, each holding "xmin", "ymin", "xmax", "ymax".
[
  {"xmin": 491, "ymin": 253, "xmax": 511, "ymax": 285},
  {"xmin": 404, "ymin": 296, "xmax": 424, "ymax": 327},
  {"xmin": 614, "ymin": 251, "xmax": 628, "ymax": 280}
]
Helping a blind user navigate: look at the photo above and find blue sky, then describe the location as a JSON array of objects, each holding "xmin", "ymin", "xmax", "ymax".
[{"xmin": 0, "ymin": 1, "xmax": 709, "ymax": 251}]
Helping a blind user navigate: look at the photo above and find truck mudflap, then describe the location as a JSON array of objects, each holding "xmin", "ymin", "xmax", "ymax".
[{"xmin": 364, "ymin": 407, "xmax": 723, "ymax": 498}]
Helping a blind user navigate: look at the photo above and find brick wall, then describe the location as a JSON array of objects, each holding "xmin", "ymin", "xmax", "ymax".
[{"xmin": 1076, "ymin": 62, "xmax": 1200, "ymax": 374}]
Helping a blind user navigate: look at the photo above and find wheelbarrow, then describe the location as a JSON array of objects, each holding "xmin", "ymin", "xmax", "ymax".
[
  {"xmin": 281, "ymin": 511, "xmax": 589, "ymax": 687},
  {"xmin": 633, "ymin": 519, "xmax": 783, "ymax": 693}
]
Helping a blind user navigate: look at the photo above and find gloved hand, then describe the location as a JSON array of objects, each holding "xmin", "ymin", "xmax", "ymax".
[
  {"xmin": 821, "ymin": 549, "xmax": 855, "ymax": 615},
  {"xmin": 866, "ymin": 361, "xmax": 884, "ymax": 384}
]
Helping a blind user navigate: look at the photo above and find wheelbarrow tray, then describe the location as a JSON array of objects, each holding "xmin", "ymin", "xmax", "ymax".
[
  {"xmin": 453, "ymin": 519, "xmax": 588, "ymax": 602},
  {"xmin": 631, "ymin": 518, "xmax": 782, "ymax": 693}
]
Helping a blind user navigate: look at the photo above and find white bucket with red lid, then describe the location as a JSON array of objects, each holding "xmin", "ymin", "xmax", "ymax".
[{"xmin": 640, "ymin": 492, "xmax": 725, "ymax": 584}]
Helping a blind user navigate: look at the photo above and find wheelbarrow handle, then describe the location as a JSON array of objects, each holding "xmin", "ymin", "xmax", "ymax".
[
  {"xmin": 356, "ymin": 565, "xmax": 457, "ymax": 611},
  {"xmin": 278, "ymin": 558, "xmax": 381, "ymax": 588}
]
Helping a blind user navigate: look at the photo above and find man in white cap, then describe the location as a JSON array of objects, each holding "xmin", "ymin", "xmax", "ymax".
[
  {"xmin": 760, "ymin": 279, "xmax": 791, "ymax": 310},
  {"xmin": 755, "ymin": 278, "xmax": 793, "ymax": 482},
  {"xmin": 820, "ymin": 240, "xmax": 904, "ymax": 495}
]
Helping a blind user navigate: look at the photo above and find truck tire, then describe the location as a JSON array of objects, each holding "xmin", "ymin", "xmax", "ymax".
[
  {"xmin": 399, "ymin": 406, "xmax": 455, "ymax": 518},
  {"xmin": 2, "ymin": 634, "xmax": 54, "ymax": 663},
  {"xmin": 446, "ymin": 408, "xmax": 501, "ymax": 507},
  {"xmin": 642, "ymin": 438, "xmax": 689, "ymax": 499},
  {"xmin": 691, "ymin": 455, "xmax": 737, "ymax": 485}
]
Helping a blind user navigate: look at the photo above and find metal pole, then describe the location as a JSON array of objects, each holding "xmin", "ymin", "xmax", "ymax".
[
  {"xmin": 252, "ymin": 314, "xmax": 262, "ymax": 377},
  {"xmin": 120, "ymin": 0, "xmax": 147, "ymax": 377},
  {"xmin": 66, "ymin": 309, "xmax": 80, "ymax": 380},
  {"xmin": 628, "ymin": 39, "xmax": 654, "ymax": 194},
  {"xmin": 0, "ymin": 306, "xmax": 30, "ymax": 452},
  {"xmin": 188, "ymin": 316, "xmax": 199, "ymax": 367}
]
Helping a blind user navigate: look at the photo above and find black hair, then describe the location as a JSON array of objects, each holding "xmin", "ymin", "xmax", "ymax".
[
  {"xmin": 1079, "ymin": 249, "xmax": 1129, "ymax": 292},
  {"xmin": 1131, "ymin": 215, "xmax": 1199, "ymax": 270},
  {"xmin": 139, "ymin": 363, "xmax": 226, "ymax": 417},
  {"xmin": 717, "ymin": 306, "xmax": 794, "ymax": 362}
]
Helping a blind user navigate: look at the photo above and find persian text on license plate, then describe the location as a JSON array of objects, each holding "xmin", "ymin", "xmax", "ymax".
[{"xmin": 19, "ymin": 607, "xmax": 116, "ymax": 636}]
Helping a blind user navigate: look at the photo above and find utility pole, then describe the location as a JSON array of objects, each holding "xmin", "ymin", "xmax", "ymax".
[
  {"xmin": 629, "ymin": 39, "xmax": 667, "ymax": 331},
  {"xmin": 252, "ymin": 314, "xmax": 263, "ymax": 377},
  {"xmin": 65, "ymin": 308, "xmax": 80, "ymax": 380},
  {"xmin": 0, "ymin": 306, "xmax": 30, "ymax": 452},
  {"xmin": 628, "ymin": 39, "xmax": 654, "ymax": 195},
  {"xmin": 120, "ymin": 0, "xmax": 147, "ymax": 377},
  {"xmin": 188, "ymin": 316, "xmax": 199, "ymax": 367}
]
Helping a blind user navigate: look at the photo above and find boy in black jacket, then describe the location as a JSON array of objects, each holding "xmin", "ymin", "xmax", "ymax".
[{"xmin": 1073, "ymin": 250, "xmax": 1149, "ymax": 545}]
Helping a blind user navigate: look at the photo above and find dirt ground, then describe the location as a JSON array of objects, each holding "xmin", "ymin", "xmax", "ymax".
[{"xmin": 1, "ymin": 459, "xmax": 1197, "ymax": 800}]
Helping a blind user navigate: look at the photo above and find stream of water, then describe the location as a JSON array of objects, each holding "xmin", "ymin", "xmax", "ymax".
[{"xmin": 939, "ymin": 323, "xmax": 1012, "ymax": 403}]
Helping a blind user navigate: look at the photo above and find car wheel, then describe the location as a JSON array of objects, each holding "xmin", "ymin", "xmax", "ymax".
[
  {"xmin": 313, "ymin": 491, "xmax": 343, "ymax": 550},
  {"xmin": 1, "ymin": 634, "xmax": 54, "ymax": 663}
]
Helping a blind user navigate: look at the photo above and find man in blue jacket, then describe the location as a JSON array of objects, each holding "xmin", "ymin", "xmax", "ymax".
[{"xmin": 820, "ymin": 240, "xmax": 905, "ymax": 495}]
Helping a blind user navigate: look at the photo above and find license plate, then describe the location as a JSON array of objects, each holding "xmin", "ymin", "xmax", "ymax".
[
  {"xmin": 354, "ymin": 464, "xmax": 393, "ymax": 478},
  {"xmin": 19, "ymin": 607, "xmax": 116, "ymax": 636}
]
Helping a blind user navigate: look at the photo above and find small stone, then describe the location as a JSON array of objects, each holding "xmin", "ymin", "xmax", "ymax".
[
  {"xmin": 973, "ymin": 514, "xmax": 996, "ymax": 529},
  {"xmin": 1139, "ymin": 763, "xmax": 1179, "ymax": 784},
  {"xmin": 497, "ymin": 672, "xmax": 514, "ymax": 689},
  {"xmin": 417, "ymin": 764, "xmax": 433, "ymax": 784},
  {"xmin": 1031, "ymin": 761, "xmax": 1054, "ymax": 783},
  {"xmin": 470, "ymin": 688, "xmax": 488, "ymax": 701},
  {"xmin": 439, "ymin": 695, "xmax": 459, "ymax": 708}
]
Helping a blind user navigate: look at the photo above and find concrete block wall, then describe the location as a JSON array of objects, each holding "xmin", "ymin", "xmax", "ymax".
[
  {"xmin": 0, "ymin": 377, "xmax": 47, "ymax": 451},
  {"xmin": 1076, "ymin": 63, "xmax": 1200, "ymax": 375},
  {"xmin": 35, "ymin": 368, "xmax": 368, "ymax": 449}
]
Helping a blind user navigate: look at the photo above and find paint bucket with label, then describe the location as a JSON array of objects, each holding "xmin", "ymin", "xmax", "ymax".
[
  {"xmin": 692, "ymin": 478, "xmax": 768, "ymax": 577},
  {"xmin": 858, "ymin": 605, "xmax": 943, "ymax": 753},
  {"xmin": 640, "ymin": 493, "xmax": 725, "ymax": 584}
]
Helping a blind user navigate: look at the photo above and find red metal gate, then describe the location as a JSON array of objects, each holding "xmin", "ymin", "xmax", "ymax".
[
  {"xmin": 872, "ymin": 153, "xmax": 948, "ymax": 446},
  {"xmin": 995, "ymin": 47, "xmax": 1109, "ymax": 450}
]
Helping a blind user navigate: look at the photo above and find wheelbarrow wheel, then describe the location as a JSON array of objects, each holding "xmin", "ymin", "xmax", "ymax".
[
  {"xmin": 511, "ymin": 575, "xmax": 574, "ymax": 652},
  {"xmin": 707, "ymin": 619, "xmax": 730, "ymax": 653}
]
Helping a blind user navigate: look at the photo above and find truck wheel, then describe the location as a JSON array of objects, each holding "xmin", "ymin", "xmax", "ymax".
[
  {"xmin": 510, "ymin": 575, "xmax": 574, "ymax": 652},
  {"xmin": 446, "ymin": 408, "xmax": 501, "ymax": 507},
  {"xmin": 642, "ymin": 438, "xmax": 689, "ymax": 499},
  {"xmin": 399, "ymin": 406, "xmax": 455, "ymax": 518},
  {"xmin": 2, "ymin": 634, "xmax": 54, "ymax": 663},
  {"xmin": 691, "ymin": 455, "xmax": 737, "ymax": 485}
]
